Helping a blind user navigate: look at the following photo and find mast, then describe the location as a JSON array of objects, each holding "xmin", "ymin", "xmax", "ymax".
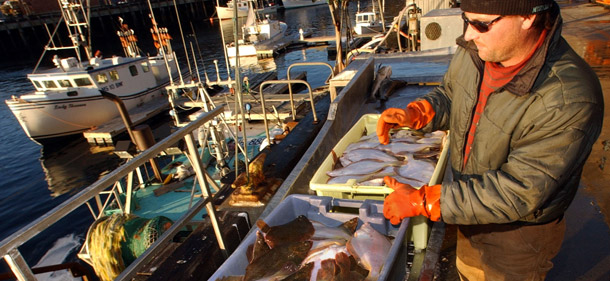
[{"xmin": 53, "ymin": 0, "xmax": 92, "ymax": 61}]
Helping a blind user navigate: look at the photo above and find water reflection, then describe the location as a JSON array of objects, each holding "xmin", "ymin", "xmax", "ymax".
[{"xmin": 40, "ymin": 138, "xmax": 123, "ymax": 197}]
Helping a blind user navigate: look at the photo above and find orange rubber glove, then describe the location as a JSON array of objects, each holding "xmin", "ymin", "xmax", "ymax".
[
  {"xmin": 383, "ymin": 176, "xmax": 441, "ymax": 224},
  {"xmin": 376, "ymin": 100, "xmax": 436, "ymax": 145}
]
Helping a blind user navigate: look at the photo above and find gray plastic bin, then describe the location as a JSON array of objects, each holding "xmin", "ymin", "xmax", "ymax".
[{"xmin": 208, "ymin": 194, "xmax": 409, "ymax": 281}]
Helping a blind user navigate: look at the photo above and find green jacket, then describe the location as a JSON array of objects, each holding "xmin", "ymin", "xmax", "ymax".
[{"xmin": 420, "ymin": 12, "xmax": 604, "ymax": 225}]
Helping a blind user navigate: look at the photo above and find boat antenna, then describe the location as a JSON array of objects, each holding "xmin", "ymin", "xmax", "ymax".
[
  {"xmin": 54, "ymin": 0, "xmax": 93, "ymax": 62},
  {"xmin": 218, "ymin": 14, "xmax": 232, "ymax": 80},
  {"xmin": 232, "ymin": 0, "xmax": 251, "ymax": 181},
  {"xmin": 87, "ymin": 0, "xmax": 92, "ymax": 53},
  {"xmin": 190, "ymin": 21, "xmax": 211, "ymax": 84},
  {"xmin": 172, "ymin": 0, "xmax": 193, "ymax": 78}
]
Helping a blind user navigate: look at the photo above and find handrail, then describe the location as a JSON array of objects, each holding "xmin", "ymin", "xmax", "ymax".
[
  {"xmin": 258, "ymin": 80, "xmax": 317, "ymax": 143},
  {"xmin": 287, "ymin": 62, "xmax": 334, "ymax": 118},
  {"xmin": 1, "ymin": 106, "xmax": 225, "ymax": 281}
]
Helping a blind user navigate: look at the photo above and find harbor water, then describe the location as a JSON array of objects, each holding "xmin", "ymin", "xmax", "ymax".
[{"xmin": 0, "ymin": 1, "xmax": 405, "ymax": 278}]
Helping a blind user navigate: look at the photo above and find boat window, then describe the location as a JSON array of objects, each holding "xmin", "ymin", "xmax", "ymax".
[
  {"xmin": 74, "ymin": 77, "xmax": 93, "ymax": 86},
  {"xmin": 32, "ymin": 80, "xmax": 42, "ymax": 89},
  {"xmin": 109, "ymin": 70, "xmax": 120, "ymax": 81},
  {"xmin": 129, "ymin": 65, "xmax": 138, "ymax": 76},
  {"xmin": 96, "ymin": 73, "xmax": 109, "ymax": 84},
  {"xmin": 67, "ymin": 91, "xmax": 78, "ymax": 97},
  {"xmin": 141, "ymin": 62, "xmax": 150, "ymax": 72},
  {"xmin": 43, "ymin": 80, "xmax": 58, "ymax": 89},
  {"xmin": 58, "ymin": 79, "xmax": 72, "ymax": 88}
]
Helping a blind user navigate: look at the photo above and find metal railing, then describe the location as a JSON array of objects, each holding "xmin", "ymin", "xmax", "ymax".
[
  {"xmin": 254, "ymin": 62, "xmax": 333, "ymax": 143},
  {"xmin": 1, "ymin": 106, "xmax": 227, "ymax": 280},
  {"xmin": 286, "ymin": 62, "xmax": 334, "ymax": 118},
  {"xmin": 258, "ymin": 80, "xmax": 317, "ymax": 143}
]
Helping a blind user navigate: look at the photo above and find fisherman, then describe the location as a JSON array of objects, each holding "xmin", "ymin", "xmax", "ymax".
[{"xmin": 377, "ymin": 0, "xmax": 604, "ymax": 280}]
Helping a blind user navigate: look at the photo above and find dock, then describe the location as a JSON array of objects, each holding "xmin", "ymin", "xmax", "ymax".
[
  {"xmin": 183, "ymin": 87, "xmax": 327, "ymax": 123},
  {"xmin": 82, "ymin": 98, "xmax": 169, "ymax": 146},
  {"xmin": 253, "ymin": 32, "xmax": 372, "ymax": 59}
]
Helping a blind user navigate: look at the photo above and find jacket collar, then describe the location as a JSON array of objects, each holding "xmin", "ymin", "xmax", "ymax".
[{"xmin": 456, "ymin": 3, "xmax": 564, "ymax": 96}]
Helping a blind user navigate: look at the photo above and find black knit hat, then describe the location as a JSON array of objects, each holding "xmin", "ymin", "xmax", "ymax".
[{"xmin": 461, "ymin": 0, "xmax": 555, "ymax": 15}]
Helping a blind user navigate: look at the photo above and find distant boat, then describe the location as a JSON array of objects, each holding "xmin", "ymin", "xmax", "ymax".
[
  {"xmin": 280, "ymin": 0, "xmax": 327, "ymax": 9},
  {"xmin": 5, "ymin": 1, "xmax": 178, "ymax": 144},
  {"xmin": 353, "ymin": 1, "xmax": 384, "ymax": 35},
  {"xmin": 226, "ymin": 1, "xmax": 287, "ymax": 62},
  {"xmin": 216, "ymin": 0, "xmax": 278, "ymax": 20}
]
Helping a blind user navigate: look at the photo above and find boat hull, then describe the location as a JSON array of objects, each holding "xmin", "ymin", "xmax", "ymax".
[
  {"xmin": 354, "ymin": 24, "xmax": 383, "ymax": 35},
  {"xmin": 216, "ymin": 5, "xmax": 277, "ymax": 20},
  {"xmin": 6, "ymin": 85, "xmax": 169, "ymax": 141},
  {"xmin": 216, "ymin": 6, "xmax": 249, "ymax": 20},
  {"xmin": 281, "ymin": 0, "xmax": 327, "ymax": 9}
]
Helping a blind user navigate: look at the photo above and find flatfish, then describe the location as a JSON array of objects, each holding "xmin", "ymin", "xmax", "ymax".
[
  {"xmin": 327, "ymin": 175, "xmax": 360, "ymax": 184},
  {"xmin": 339, "ymin": 148, "xmax": 397, "ymax": 167},
  {"xmin": 343, "ymin": 140, "xmax": 380, "ymax": 153},
  {"xmin": 396, "ymin": 156, "xmax": 436, "ymax": 184},
  {"xmin": 281, "ymin": 262, "xmax": 315, "ymax": 281},
  {"xmin": 326, "ymin": 160, "xmax": 402, "ymax": 177},
  {"xmin": 243, "ymin": 240, "xmax": 313, "ymax": 281},
  {"xmin": 346, "ymin": 223, "xmax": 392, "ymax": 281},
  {"xmin": 256, "ymin": 215, "xmax": 315, "ymax": 248},
  {"xmin": 246, "ymin": 231, "xmax": 271, "ymax": 263},
  {"xmin": 377, "ymin": 142, "xmax": 434, "ymax": 155},
  {"xmin": 301, "ymin": 244, "xmax": 350, "ymax": 281},
  {"xmin": 310, "ymin": 217, "xmax": 358, "ymax": 242}
]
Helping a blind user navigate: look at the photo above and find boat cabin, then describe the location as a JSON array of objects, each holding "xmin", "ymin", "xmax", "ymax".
[
  {"xmin": 356, "ymin": 11, "xmax": 378, "ymax": 24},
  {"xmin": 27, "ymin": 56, "xmax": 157, "ymax": 96}
]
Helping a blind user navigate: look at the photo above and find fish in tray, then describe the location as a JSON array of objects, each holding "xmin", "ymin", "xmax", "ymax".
[
  {"xmin": 256, "ymin": 215, "xmax": 315, "ymax": 248},
  {"xmin": 244, "ymin": 240, "xmax": 313, "ymax": 281},
  {"xmin": 396, "ymin": 155, "xmax": 436, "ymax": 184},
  {"xmin": 326, "ymin": 160, "xmax": 404, "ymax": 177},
  {"xmin": 339, "ymin": 148, "xmax": 398, "ymax": 167},
  {"xmin": 347, "ymin": 222, "xmax": 393, "ymax": 281},
  {"xmin": 226, "ymin": 216, "xmax": 392, "ymax": 281},
  {"xmin": 325, "ymin": 130, "xmax": 445, "ymax": 187}
]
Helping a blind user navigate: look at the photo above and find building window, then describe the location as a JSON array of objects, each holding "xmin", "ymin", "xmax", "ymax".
[
  {"xmin": 109, "ymin": 70, "xmax": 120, "ymax": 81},
  {"xmin": 74, "ymin": 77, "xmax": 93, "ymax": 86},
  {"xmin": 129, "ymin": 65, "xmax": 138, "ymax": 76}
]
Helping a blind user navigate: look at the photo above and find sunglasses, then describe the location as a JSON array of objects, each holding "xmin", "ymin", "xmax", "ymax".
[{"xmin": 461, "ymin": 13, "xmax": 504, "ymax": 33}]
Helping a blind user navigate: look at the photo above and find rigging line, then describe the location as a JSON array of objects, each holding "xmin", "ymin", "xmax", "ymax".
[{"xmin": 16, "ymin": 98, "xmax": 95, "ymax": 129}]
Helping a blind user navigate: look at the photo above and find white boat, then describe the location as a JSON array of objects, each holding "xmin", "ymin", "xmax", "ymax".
[
  {"xmin": 5, "ymin": 0, "xmax": 177, "ymax": 144},
  {"xmin": 280, "ymin": 0, "xmax": 327, "ymax": 9},
  {"xmin": 354, "ymin": 11, "xmax": 384, "ymax": 35},
  {"xmin": 226, "ymin": 2, "xmax": 287, "ymax": 62},
  {"xmin": 353, "ymin": 1, "xmax": 384, "ymax": 35},
  {"xmin": 216, "ymin": 0, "xmax": 278, "ymax": 20}
]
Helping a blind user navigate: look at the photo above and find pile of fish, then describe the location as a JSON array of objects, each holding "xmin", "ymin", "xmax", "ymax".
[
  {"xmin": 216, "ymin": 216, "xmax": 393, "ymax": 281},
  {"xmin": 326, "ymin": 130, "xmax": 446, "ymax": 187}
]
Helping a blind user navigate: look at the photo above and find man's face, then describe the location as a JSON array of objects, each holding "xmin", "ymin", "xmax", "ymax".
[{"xmin": 463, "ymin": 12, "xmax": 534, "ymax": 66}]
